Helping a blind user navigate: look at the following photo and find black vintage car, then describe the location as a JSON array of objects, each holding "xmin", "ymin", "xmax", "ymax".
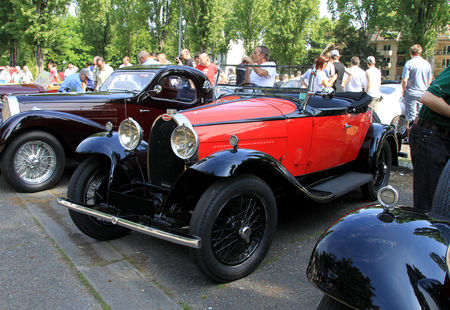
[
  {"xmin": 0, "ymin": 65, "xmax": 213, "ymax": 192},
  {"xmin": 57, "ymin": 65, "xmax": 398, "ymax": 282},
  {"xmin": 307, "ymin": 160, "xmax": 450, "ymax": 309}
]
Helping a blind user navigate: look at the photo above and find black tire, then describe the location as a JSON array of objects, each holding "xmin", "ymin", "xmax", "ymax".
[
  {"xmin": 189, "ymin": 174, "xmax": 277, "ymax": 282},
  {"xmin": 316, "ymin": 295, "xmax": 353, "ymax": 310},
  {"xmin": 431, "ymin": 159, "xmax": 450, "ymax": 218},
  {"xmin": 0, "ymin": 130, "xmax": 65, "ymax": 192},
  {"xmin": 361, "ymin": 141, "xmax": 392, "ymax": 201},
  {"xmin": 67, "ymin": 156, "xmax": 129, "ymax": 241}
]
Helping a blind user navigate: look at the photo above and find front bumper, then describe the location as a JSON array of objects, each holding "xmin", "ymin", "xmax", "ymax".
[{"xmin": 57, "ymin": 197, "xmax": 201, "ymax": 249}]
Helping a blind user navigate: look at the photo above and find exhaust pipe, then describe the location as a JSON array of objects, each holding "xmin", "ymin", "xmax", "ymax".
[{"xmin": 57, "ymin": 197, "xmax": 201, "ymax": 249}]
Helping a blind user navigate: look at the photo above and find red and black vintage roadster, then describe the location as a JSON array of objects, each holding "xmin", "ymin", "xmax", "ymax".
[{"xmin": 57, "ymin": 66, "xmax": 398, "ymax": 282}]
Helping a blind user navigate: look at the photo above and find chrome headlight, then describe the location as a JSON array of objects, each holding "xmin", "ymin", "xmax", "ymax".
[
  {"xmin": 118, "ymin": 118, "xmax": 143, "ymax": 151},
  {"xmin": 2, "ymin": 96, "xmax": 20, "ymax": 122},
  {"xmin": 171, "ymin": 125, "xmax": 198, "ymax": 159}
]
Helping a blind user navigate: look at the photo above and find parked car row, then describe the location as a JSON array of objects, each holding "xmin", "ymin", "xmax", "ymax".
[{"xmin": 8, "ymin": 64, "xmax": 444, "ymax": 301}]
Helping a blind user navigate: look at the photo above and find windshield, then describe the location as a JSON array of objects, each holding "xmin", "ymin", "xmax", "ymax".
[
  {"xmin": 215, "ymin": 64, "xmax": 309, "ymax": 99},
  {"xmin": 34, "ymin": 71, "xmax": 52, "ymax": 89},
  {"xmin": 100, "ymin": 71, "xmax": 156, "ymax": 92}
]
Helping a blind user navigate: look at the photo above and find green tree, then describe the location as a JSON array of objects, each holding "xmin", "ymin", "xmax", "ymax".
[
  {"xmin": 231, "ymin": 0, "xmax": 270, "ymax": 56},
  {"xmin": 78, "ymin": 0, "xmax": 112, "ymax": 59},
  {"xmin": 327, "ymin": 0, "xmax": 396, "ymax": 45},
  {"xmin": 183, "ymin": 0, "xmax": 233, "ymax": 57},
  {"xmin": 265, "ymin": 0, "xmax": 320, "ymax": 65},
  {"xmin": 396, "ymin": 0, "xmax": 449, "ymax": 57}
]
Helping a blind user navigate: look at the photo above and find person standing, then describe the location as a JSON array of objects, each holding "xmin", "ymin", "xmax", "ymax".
[
  {"xmin": 11, "ymin": 66, "xmax": 23, "ymax": 83},
  {"xmin": 402, "ymin": 44, "xmax": 433, "ymax": 128},
  {"xmin": 0, "ymin": 66, "xmax": 12, "ymax": 83},
  {"xmin": 243, "ymin": 45, "xmax": 277, "ymax": 87},
  {"xmin": 176, "ymin": 49, "xmax": 195, "ymax": 67},
  {"xmin": 365, "ymin": 56, "xmax": 381, "ymax": 109},
  {"xmin": 138, "ymin": 51, "xmax": 159, "ymax": 65},
  {"xmin": 64, "ymin": 63, "xmax": 78, "ymax": 78},
  {"xmin": 48, "ymin": 62, "xmax": 58, "ymax": 84},
  {"xmin": 22, "ymin": 66, "xmax": 34, "ymax": 83},
  {"xmin": 119, "ymin": 56, "xmax": 133, "ymax": 68},
  {"xmin": 195, "ymin": 53, "xmax": 218, "ymax": 85},
  {"xmin": 311, "ymin": 55, "xmax": 337, "ymax": 92},
  {"xmin": 409, "ymin": 66, "xmax": 449, "ymax": 211},
  {"xmin": 330, "ymin": 50, "xmax": 351, "ymax": 92},
  {"xmin": 58, "ymin": 68, "xmax": 92, "ymax": 92},
  {"xmin": 94, "ymin": 57, "xmax": 113, "ymax": 91},
  {"xmin": 344, "ymin": 57, "xmax": 367, "ymax": 92}
]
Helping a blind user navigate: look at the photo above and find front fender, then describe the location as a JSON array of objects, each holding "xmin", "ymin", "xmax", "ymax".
[
  {"xmin": 76, "ymin": 132, "xmax": 148, "ymax": 184},
  {"xmin": 357, "ymin": 122, "xmax": 398, "ymax": 170},
  {"xmin": 0, "ymin": 110, "xmax": 105, "ymax": 156},
  {"xmin": 307, "ymin": 206, "xmax": 449, "ymax": 310}
]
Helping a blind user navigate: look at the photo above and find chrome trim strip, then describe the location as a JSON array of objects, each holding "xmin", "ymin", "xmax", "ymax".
[
  {"xmin": 7, "ymin": 95, "xmax": 20, "ymax": 115},
  {"xmin": 57, "ymin": 197, "xmax": 201, "ymax": 249}
]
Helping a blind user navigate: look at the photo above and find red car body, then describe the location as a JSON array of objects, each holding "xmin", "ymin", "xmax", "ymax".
[{"xmin": 58, "ymin": 79, "xmax": 399, "ymax": 283}]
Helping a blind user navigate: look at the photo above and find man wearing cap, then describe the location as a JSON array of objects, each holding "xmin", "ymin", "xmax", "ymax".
[
  {"xmin": 330, "ymin": 49, "xmax": 351, "ymax": 92},
  {"xmin": 409, "ymin": 66, "xmax": 449, "ymax": 211},
  {"xmin": 365, "ymin": 56, "xmax": 381, "ymax": 100},
  {"xmin": 58, "ymin": 68, "xmax": 92, "ymax": 92},
  {"xmin": 402, "ymin": 44, "xmax": 433, "ymax": 129}
]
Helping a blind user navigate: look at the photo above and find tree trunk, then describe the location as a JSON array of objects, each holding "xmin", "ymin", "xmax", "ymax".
[
  {"xmin": 35, "ymin": 45, "xmax": 44, "ymax": 74},
  {"xmin": 9, "ymin": 40, "xmax": 18, "ymax": 66}
]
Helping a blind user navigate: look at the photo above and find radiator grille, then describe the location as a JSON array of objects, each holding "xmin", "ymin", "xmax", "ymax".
[{"xmin": 148, "ymin": 117, "xmax": 185, "ymax": 188}]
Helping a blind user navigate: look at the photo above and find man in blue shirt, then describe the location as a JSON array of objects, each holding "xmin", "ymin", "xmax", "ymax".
[
  {"xmin": 402, "ymin": 44, "xmax": 433, "ymax": 128},
  {"xmin": 58, "ymin": 68, "xmax": 92, "ymax": 92}
]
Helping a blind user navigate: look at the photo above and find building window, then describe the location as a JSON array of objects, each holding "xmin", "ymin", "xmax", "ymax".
[
  {"xmin": 382, "ymin": 70, "xmax": 390, "ymax": 77},
  {"xmin": 383, "ymin": 45, "xmax": 391, "ymax": 51},
  {"xmin": 442, "ymin": 59, "xmax": 450, "ymax": 68},
  {"xmin": 446, "ymin": 46, "xmax": 450, "ymax": 55},
  {"xmin": 384, "ymin": 57, "xmax": 391, "ymax": 64}
]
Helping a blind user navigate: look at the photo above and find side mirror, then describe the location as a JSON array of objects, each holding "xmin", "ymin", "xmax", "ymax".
[{"xmin": 150, "ymin": 84, "xmax": 162, "ymax": 95}]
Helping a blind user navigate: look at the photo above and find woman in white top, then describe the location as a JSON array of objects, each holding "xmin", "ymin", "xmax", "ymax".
[{"xmin": 312, "ymin": 55, "xmax": 337, "ymax": 92}]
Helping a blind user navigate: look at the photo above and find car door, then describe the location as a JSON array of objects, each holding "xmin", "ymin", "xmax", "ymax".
[{"xmin": 125, "ymin": 73, "xmax": 200, "ymax": 139}]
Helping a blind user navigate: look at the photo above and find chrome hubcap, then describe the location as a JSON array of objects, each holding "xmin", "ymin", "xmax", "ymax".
[{"xmin": 14, "ymin": 141, "xmax": 56, "ymax": 185}]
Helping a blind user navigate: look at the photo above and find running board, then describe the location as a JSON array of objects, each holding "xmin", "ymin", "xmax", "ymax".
[
  {"xmin": 57, "ymin": 197, "xmax": 201, "ymax": 249},
  {"xmin": 308, "ymin": 172, "xmax": 373, "ymax": 199}
]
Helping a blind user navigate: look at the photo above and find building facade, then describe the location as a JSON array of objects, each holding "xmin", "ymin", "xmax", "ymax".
[{"xmin": 369, "ymin": 28, "xmax": 450, "ymax": 80}]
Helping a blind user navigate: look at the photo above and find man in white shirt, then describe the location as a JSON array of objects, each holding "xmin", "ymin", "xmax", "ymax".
[
  {"xmin": 11, "ymin": 66, "xmax": 23, "ymax": 83},
  {"xmin": 64, "ymin": 63, "xmax": 78, "ymax": 78},
  {"xmin": 344, "ymin": 57, "xmax": 367, "ymax": 92},
  {"xmin": 365, "ymin": 56, "xmax": 382, "ymax": 110},
  {"xmin": 22, "ymin": 66, "xmax": 34, "ymax": 83},
  {"xmin": 243, "ymin": 46, "xmax": 276, "ymax": 87},
  {"xmin": 138, "ymin": 51, "xmax": 159, "ymax": 65},
  {"xmin": 94, "ymin": 57, "xmax": 114, "ymax": 91}
]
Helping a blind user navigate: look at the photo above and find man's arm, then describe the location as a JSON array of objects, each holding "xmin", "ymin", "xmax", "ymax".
[
  {"xmin": 420, "ymin": 91, "xmax": 450, "ymax": 118},
  {"xmin": 401, "ymin": 78, "xmax": 408, "ymax": 95}
]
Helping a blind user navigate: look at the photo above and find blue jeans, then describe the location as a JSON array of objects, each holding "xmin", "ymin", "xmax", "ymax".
[{"xmin": 409, "ymin": 124, "xmax": 450, "ymax": 211}]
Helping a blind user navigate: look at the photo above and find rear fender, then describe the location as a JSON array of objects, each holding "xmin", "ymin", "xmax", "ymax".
[
  {"xmin": 356, "ymin": 122, "xmax": 398, "ymax": 170},
  {"xmin": 76, "ymin": 132, "xmax": 148, "ymax": 185},
  {"xmin": 0, "ymin": 110, "xmax": 105, "ymax": 157}
]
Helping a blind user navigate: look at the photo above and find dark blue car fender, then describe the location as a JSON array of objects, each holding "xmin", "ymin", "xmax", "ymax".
[
  {"xmin": 76, "ymin": 132, "xmax": 148, "ymax": 185},
  {"xmin": 307, "ymin": 206, "xmax": 449, "ymax": 310},
  {"xmin": 356, "ymin": 122, "xmax": 399, "ymax": 170}
]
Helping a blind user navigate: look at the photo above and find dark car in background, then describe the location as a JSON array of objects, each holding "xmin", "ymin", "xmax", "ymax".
[{"xmin": 0, "ymin": 65, "xmax": 213, "ymax": 192}]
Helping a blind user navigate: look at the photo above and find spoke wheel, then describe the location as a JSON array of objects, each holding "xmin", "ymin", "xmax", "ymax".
[
  {"xmin": 190, "ymin": 175, "xmax": 277, "ymax": 282},
  {"xmin": 212, "ymin": 194, "xmax": 266, "ymax": 265},
  {"xmin": 68, "ymin": 156, "xmax": 129, "ymax": 241},
  {"xmin": 361, "ymin": 141, "xmax": 392, "ymax": 201},
  {"xmin": 1, "ymin": 131, "xmax": 65, "ymax": 192},
  {"xmin": 14, "ymin": 140, "xmax": 56, "ymax": 185}
]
